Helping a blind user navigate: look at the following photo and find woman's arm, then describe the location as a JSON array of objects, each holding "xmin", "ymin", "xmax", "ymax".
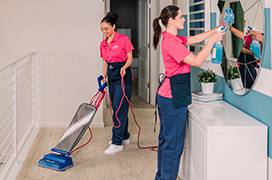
[
  {"xmin": 120, "ymin": 51, "xmax": 133, "ymax": 77},
  {"xmin": 186, "ymin": 13, "xmax": 226, "ymax": 46},
  {"xmin": 186, "ymin": 28, "xmax": 218, "ymax": 46},
  {"xmin": 102, "ymin": 61, "xmax": 108, "ymax": 83},
  {"xmin": 241, "ymin": 47, "xmax": 254, "ymax": 56},
  {"xmin": 229, "ymin": 25, "xmax": 244, "ymax": 40},
  {"xmin": 183, "ymin": 30, "xmax": 224, "ymax": 67}
]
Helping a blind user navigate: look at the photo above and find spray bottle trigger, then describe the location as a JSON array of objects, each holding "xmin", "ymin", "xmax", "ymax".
[{"xmin": 216, "ymin": 26, "xmax": 224, "ymax": 32}]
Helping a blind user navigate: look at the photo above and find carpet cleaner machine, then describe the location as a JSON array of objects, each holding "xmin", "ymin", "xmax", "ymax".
[
  {"xmin": 38, "ymin": 76, "xmax": 107, "ymax": 171},
  {"xmin": 38, "ymin": 75, "xmax": 158, "ymax": 171}
]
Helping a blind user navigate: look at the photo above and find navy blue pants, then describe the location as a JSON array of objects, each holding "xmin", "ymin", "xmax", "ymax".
[
  {"xmin": 109, "ymin": 84, "xmax": 132, "ymax": 145},
  {"xmin": 155, "ymin": 95, "xmax": 187, "ymax": 180},
  {"xmin": 239, "ymin": 66, "xmax": 257, "ymax": 88}
]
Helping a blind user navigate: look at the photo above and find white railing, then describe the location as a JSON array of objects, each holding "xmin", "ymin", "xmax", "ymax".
[{"xmin": 0, "ymin": 52, "xmax": 36, "ymax": 178}]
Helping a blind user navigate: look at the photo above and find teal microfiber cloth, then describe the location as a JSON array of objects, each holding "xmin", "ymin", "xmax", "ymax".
[{"xmin": 219, "ymin": 8, "xmax": 235, "ymax": 32}]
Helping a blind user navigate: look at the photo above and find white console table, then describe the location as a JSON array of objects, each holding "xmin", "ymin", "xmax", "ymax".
[{"xmin": 179, "ymin": 100, "xmax": 267, "ymax": 180}]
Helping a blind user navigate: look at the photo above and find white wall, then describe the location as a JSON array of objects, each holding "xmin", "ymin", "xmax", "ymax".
[
  {"xmin": 34, "ymin": 0, "xmax": 104, "ymax": 127},
  {"xmin": 177, "ymin": 0, "xmax": 188, "ymax": 14},
  {"xmin": 0, "ymin": 0, "xmax": 104, "ymax": 128},
  {"xmin": 0, "ymin": 0, "xmax": 34, "ymax": 66}
]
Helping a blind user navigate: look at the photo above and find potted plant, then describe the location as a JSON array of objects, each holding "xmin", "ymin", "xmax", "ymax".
[
  {"xmin": 227, "ymin": 65, "xmax": 240, "ymax": 80},
  {"xmin": 227, "ymin": 65, "xmax": 243, "ymax": 91},
  {"xmin": 197, "ymin": 68, "xmax": 218, "ymax": 94}
]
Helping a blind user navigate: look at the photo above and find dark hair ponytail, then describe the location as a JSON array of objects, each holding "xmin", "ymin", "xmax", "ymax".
[
  {"xmin": 153, "ymin": 17, "xmax": 161, "ymax": 50},
  {"xmin": 101, "ymin": 11, "xmax": 119, "ymax": 31},
  {"xmin": 152, "ymin": 5, "xmax": 179, "ymax": 50}
]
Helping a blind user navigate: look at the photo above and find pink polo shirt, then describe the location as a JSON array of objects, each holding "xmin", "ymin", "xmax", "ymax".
[
  {"xmin": 158, "ymin": 31, "xmax": 191, "ymax": 98},
  {"xmin": 100, "ymin": 31, "xmax": 134, "ymax": 63}
]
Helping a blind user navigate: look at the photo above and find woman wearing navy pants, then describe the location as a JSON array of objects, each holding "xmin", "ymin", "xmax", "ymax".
[
  {"xmin": 156, "ymin": 95, "xmax": 187, "ymax": 180},
  {"xmin": 100, "ymin": 11, "xmax": 134, "ymax": 154},
  {"xmin": 109, "ymin": 84, "xmax": 132, "ymax": 146},
  {"xmin": 152, "ymin": 5, "xmax": 224, "ymax": 180}
]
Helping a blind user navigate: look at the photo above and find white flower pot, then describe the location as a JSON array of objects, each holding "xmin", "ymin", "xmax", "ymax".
[
  {"xmin": 201, "ymin": 82, "xmax": 214, "ymax": 94},
  {"xmin": 229, "ymin": 78, "xmax": 243, "ymax": 91},
  {"xmin": 229, "ymin": 78, "xmax": 245, "ymax": 95}
]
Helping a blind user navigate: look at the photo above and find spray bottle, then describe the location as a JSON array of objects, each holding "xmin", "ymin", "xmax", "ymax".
[
  {"xmin": 211, "ymin": 26, "xmax": 224, "ymax": 64},
  {"xmin": 248, "ymin": 26, "xmax": 261, "ymax": 59}
]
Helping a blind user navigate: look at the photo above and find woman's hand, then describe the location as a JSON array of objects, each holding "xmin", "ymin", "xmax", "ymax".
[
  {"xmin": 248, "ymin": 30, "xmax": 263, "ymax": 43},
  {"xmin": 211, "ymin": 29, "xmax": 225, "ymax": 43},
  {"xmin": 120, "ymin": 67, "xmax": 126, "ymax": 77},
  {"xmin": 218, "ymin": 12, "xmax": 227, "ymax": 28},
  {"xmin": 101, "ymin": 75, "xmax": 107, "ymax": 83}
]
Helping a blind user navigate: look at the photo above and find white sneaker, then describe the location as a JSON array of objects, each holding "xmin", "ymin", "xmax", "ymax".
[
  {"xmin": 104, "ymin": 144, "xmax": 123, "ymax": 154},
  {"xmin": 108, "ymin": 138, "xmax": 131, "ymax": 145},
  {"xmin": 123, "ymin": 138, "xmax": 131, "ymax": 145}
]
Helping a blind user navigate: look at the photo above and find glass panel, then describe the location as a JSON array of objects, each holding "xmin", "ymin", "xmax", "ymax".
[
  {"xmin": 190, "ymin": 0, "xmax": 204, "ymax": 5},
  {"xmin": 194, "ymin": 0, "xmax": 204, "ymax": 2},
  {"xmin": 189, "ymin": 4, "xmax": 204, "ymax": 12},
  {"xmin": 190, "ymin": 21, "xmax": 205, "ymax": 28},
  {"xmin": 190, "ymin": 12, "xmax": 205, "ymax": 20},
  {"xmin": 190, "ymin": 30, "xmax": 205, "ymax": 36}
]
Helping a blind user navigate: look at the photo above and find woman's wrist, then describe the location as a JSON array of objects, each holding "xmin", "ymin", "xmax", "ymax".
[{"xmin": 122, "ymin": 65, "xmax": 127, "ymax": 69}]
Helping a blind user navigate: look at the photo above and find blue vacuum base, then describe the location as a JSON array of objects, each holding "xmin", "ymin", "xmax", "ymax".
[{"xmin": 38, "ymin": 153, "xmax": 73, "ymax": 171}]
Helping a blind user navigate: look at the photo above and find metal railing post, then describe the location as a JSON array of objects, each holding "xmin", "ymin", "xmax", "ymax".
[
  {"xmin": 12, "ymin": 63, "xmax": 17, "ymax": 155},
  {"xmin": 31, "ymin": 53, "xmax": 35, "ymax": 128}
]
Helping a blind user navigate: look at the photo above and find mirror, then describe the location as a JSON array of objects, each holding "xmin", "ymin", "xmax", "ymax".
[{"xmin": 217, "ymin": 0, "xmax": 264, "ymax": 95}]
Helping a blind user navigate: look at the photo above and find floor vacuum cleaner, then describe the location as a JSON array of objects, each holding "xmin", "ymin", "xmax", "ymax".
[
  {"xmin": 38, "ymin": 75, "xmax": 158, "ymax": 171},
  {"xmin": 38, "ymin": 75, "xmax": 107, "ymax": 171}
]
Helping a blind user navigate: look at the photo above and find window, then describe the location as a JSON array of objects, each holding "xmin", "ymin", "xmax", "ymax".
[{"xmin": 189, "ymin": 0, "xmax": 205, "ymax": 54}]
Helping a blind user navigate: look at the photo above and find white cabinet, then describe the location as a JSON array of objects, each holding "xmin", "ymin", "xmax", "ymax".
[{"xmin": 179, "ymin": 101, "xmax": 267, "ymax": 180}]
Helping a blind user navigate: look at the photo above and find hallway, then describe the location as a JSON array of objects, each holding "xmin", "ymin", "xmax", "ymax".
[{"xmin": 15, "ymin": 79, "xmax": 167, "ymax": 180}]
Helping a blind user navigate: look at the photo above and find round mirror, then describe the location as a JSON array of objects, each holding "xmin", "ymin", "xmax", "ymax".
[{"xmin": 217, "ymin": 0, "xmax": 264, "ymax": 95}]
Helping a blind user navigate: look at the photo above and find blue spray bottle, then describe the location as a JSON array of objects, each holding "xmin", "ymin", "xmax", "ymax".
[
  {"xmin": 248, "ymin": 26, "xmax": 261, "ymax": 59},
  {"xmin": 211, "ymin": 26, "xmax": 224, "ymax": 64}
]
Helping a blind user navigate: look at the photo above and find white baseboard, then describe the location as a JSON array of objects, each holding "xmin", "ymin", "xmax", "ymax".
[
  {"xmin": 36, "ymin": 121, "xmax": 104, "ymax": 128},
  {"xmin": 1, "ymin": 127, "xmax": 40, "ymax": 180}
]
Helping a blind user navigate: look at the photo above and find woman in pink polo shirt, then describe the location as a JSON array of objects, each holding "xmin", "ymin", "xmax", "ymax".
[
  {"xmin": 152, "ymin": 5, "xmax": 224, "ymax": 180},
  {"xmin": 229, "ymin": 22, "xmax": 263, "ymax": 88},
  {"xmin": 100, "ymin": 11, "xmax": 134, "ymax": 154}
]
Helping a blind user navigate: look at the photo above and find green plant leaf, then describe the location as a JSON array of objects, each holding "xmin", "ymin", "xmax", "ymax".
[{"xmin": 197, "ymin": 68, "xmax": 218, "ymax": 83}]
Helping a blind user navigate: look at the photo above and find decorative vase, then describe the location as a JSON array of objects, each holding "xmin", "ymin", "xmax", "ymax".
[
  {"xmin": 201, "ymin": 82, "xmax": 214, "ymax": 94},
  {"xmin": 229, "ymin": 78, "xmax": 245, "ymax": 95},
  {"xmin": 229, "ymin": 78, "xmax": 243, "ymax": 91}
]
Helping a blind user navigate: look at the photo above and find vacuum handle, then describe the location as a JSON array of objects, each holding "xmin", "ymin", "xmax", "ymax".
[{"xmin": 97, "ymin": 75, "xmax": 107, "ymax": 92}]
